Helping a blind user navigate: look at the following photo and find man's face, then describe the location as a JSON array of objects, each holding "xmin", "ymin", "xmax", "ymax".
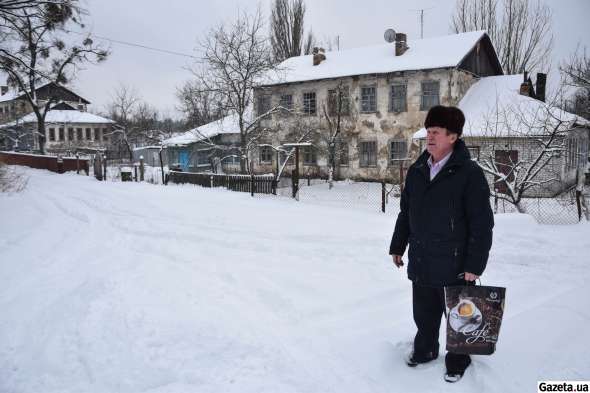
[{"xmin": 426, "ymin": 126, "xmax": 457, "ymax": 160}]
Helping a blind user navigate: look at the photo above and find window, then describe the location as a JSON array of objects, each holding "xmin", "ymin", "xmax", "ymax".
[
  {"xmin": 303, "ymin": 92, "xmax": 316, "ymax": 115},
  {"xmin": 303, "ymin": 146, "xmax": 316, "ymax": 165},
  {"xmin": 494, "ymin": 150, "xmax": 518, "ymax": 194},
  {"xmin": 421, "ymin": 81, "xmax": 440, "ymax": 110},
  {"xmin": 48, "ymin": 128, "xmax": 55, "ymax": 141},
  {"xmin": 338, "ymin": 142, "xmax": 349, "ymax": 166},
  {"xmin": 359, "ymin": 141, "xmax": 377, "ymax": 167},
  {"xmin": 328, "ymin": 87, "xmax": 350, "ymax": 116},
  {"xmin": 389, "ymin": 84, "xmax": 407, "ymax": 112},
  {"xmin": 196, "ymin": 150, "xmax": 209, "ymax": 166},
  {"xmin": 223, "ymin": 155, "xmax": 240, "ymax": 165},
  {"xmin": 389, "ymin": 140, "xmax": 407, "ymax": 163},
  {"xmin": 279, "ymin": 94, "xmax": 293, "ymax": 111},
  {"xmin": 259, "ymin": 146, "xmax": 273, "ymax": 164},
  {"xmin": 0, "ymin": 107, "xmax": 4, "ymax": 114},
  {"xmin": 94, "ymin": 128, "xmax": 101, "ymax": 142},
  {"xmin": 279, "ymin": 142, "xmax": 294, "ymax": 166},
  {"xmin": 67, "ymin": 128, "xmax": 74, "ymax": 141},
  {"xmin": 360, "ymin": 86, "xmax": 377, "ymax": 113},
  {"xmin": 257, "ymin": 94, "xmax": 271, "ymax": 116},
  {"xmin": 102, "ymin": 129, "xmax": 108, "ymax": 142},
  {"xmin": 77, "ymin": 104, "xmax": 84, "ymax": 111},
  {"xmin": 77, "ymin": 128, "xmax": 83, "ymax": 140},
  {"xmin": 467, "ymin": 146, "xmax": 480, "ymax": 160},
  {"xmin": 85, "ymin": 128, "xmax": 91, "ymax": 140},
  {"xmin": 58, "ymin": 128, "xmax": 64, "ymax": 141}
]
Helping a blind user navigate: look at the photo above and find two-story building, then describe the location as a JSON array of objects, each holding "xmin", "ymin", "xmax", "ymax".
[
  {"xmin": 0, "ymin": 82, "xmax": 115, "ymax": 154},
  {"xmin": 253, "ymin": 30, "xmax": 503, "ymax": 181},
  {"xmin": 0, "ymin": 82, "xmax": 90, "ymax": 124}
]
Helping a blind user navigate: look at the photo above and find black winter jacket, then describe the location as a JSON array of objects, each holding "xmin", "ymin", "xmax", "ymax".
[{"xmin": 389, "ymin": 139, "xmax": 494, "ymax": 287}]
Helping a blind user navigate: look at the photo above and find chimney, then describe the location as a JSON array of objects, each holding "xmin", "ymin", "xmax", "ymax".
[
  {"xmin": 313, "ymin": 47, "xmax": 326, "ymax": 66},
  {"xmin": 535, "ymin": 72, "xmax": 547, "ymax": 102},
  {"xmin": 520, "ymin": 71, "xmax": 530, "ymax": 97},
  {"xmin": 0, "ymin": 86, "xmax": 7, "ymax": 96},
  {"xmin": 395, "ymin": 33, "xmax": 408, "ymax": 56}
]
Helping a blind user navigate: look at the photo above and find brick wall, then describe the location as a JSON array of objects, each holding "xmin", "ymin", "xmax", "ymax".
[{"xmin": 0, "ymin": 151, "xmax": 89, "ymax": 174}]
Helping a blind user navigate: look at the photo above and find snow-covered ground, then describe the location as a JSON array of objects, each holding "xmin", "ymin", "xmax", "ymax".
[{"xmin": 1, "ymin": 168, "xmax": 589, "ymax": 393}]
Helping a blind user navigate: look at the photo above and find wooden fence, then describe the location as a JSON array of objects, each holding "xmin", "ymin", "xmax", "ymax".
[{"xmin": 169, "ymin": 171, "xmax": 277, "ymax": 195}]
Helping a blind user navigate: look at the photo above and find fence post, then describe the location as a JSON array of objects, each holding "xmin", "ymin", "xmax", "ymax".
[
  {"xmin": 159, "ymin": 149, "xmax": 166, "ymax": 185},
  {"xmin": 139, "ymin": 155, "xmax": 145, "ymax": 182},
  {"xmin": 251, "ymin": 174, "xmax": 255, "ymax": 197},
  {"xmin": 76, "ymin": 153, "xmax": 80, "ymax": 174},
  {"xmin": 292, "ymin": 146, "xmax": 299, "ymax": 199},
  {"xmin": 576, "ymin": 190, "xmax": 582, "ymax": 221},
  {"xmin": 210, "ymin": 175, "xmax": 214, "ymax": 188},
  {"xmin": 102, "ymin": 154, "xmax": 107, "ymax": 181},
  {"xmin": 134, "ymin": 165, "xmax": 138, "ymax": 182},
  {"xmin": 381, "ymin": 181, "xmax": 386, "ymax": 213}
]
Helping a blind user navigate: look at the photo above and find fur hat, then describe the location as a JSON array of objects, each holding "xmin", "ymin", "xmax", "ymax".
[{"xmin": 424, "ymin": 105, "xmax": 465, "ymax": 137}]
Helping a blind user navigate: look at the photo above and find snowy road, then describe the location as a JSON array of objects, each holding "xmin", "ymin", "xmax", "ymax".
[{"xmin": 1, "ymin": 168, "xmax": 589, "ymax": 393}]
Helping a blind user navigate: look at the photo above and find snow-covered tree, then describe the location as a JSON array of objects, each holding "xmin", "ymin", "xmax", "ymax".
[
  {"xmin": 0, "ymin": 0, "xmax": 108, "ymax": 154},
  {"xmin": 476, "ymin": 92, "xmax": 585, "ymax": 213}
]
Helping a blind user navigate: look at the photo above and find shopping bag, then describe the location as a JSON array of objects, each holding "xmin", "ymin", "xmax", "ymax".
[{"xmin": 444, "ymin": 284, "xmax": 506, "ymax": 355}]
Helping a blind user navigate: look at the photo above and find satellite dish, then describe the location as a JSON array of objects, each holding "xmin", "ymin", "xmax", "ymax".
[{"xmin": 384, "ymin": 29, "xmax": 396, "ymax": 43}]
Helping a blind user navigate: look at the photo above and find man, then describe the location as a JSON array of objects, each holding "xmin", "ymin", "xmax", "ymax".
[{"xmin": 389, "ymin": 105, "xmax": 494, "ymax": 383}]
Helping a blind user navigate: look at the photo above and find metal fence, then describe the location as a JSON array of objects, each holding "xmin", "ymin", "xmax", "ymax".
[{"xmin": 492, "ymin": 189, "xmax": 584, "ymax": 225}]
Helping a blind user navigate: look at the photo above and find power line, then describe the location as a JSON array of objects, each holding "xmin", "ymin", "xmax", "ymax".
[{"xmin": 65, "ymin": 30, "xmax": 199, "ymax": 59}]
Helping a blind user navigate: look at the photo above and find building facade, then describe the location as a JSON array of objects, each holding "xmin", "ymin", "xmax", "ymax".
[{"xmin": 252, "ymin": 31, "xmax": 503, "ymax": 181}]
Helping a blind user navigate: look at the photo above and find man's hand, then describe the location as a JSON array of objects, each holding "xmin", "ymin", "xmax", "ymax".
[
  {"xmin": 392, "ymin": 254, "xmax": 404, "ymax": 268},
  {"xmin": 464, "ymin": 272, "xmax": 479, "ymax": 281}
]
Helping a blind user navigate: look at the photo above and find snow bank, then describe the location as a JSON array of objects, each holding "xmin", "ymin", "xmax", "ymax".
[{"xmin": 0, "ymin": 168, "xmax": 588, "ymax": 393}]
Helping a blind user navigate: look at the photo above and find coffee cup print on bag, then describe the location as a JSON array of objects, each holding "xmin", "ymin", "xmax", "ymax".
[{"xmin": 450, "ymin": 299, "xmax": 482, "ymax": 333}]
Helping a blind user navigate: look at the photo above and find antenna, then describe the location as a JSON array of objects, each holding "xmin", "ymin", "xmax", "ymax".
[
  {"xmin": 408, "ymin": 6, "xmax": 435, "ymax": 39},
  {"xmin": 384, "ymin": 29, "xmax": 396, "ymax": 43}
]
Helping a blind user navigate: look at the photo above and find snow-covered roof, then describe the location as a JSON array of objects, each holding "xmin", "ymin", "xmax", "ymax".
[
  {"xmin": 413, "ymin": 74, "xmax": 590, "ymax": 139},
  {"xmin": 0, "ymin": 89, "xmax": 19, "ymax": 103},
  {"xmin": 0, "ymin": 82, "xmax": 90, "ymax": 104},
  {"xmin": 162, "ymin": 113, "xmax": 243, "ymax": 147},
  {"xmin": 261, "ymin": 31, "xmax": 490, "ymax": 86},
  {"xmin": 0, "ymin": 110, "xmax": 115, "ymax": 128}
]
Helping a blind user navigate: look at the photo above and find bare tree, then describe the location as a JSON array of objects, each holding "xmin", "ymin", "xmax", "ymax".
[
  {"xmin": 0, "ymin": 0, "xmax": 108, "ymax": 154},
  {"xmin": 451, "ymin": 0, "xmax": 553, "ymax": 74},
  {"xmin": 320, "ymin": 81, "xmax": 355, "ymax": 188},
  {"xmin": 270, "ymin": 0, "xmax": 305, "ymax": 63},
  {"xmin": 106, "ymin": 84, "xmax": 140, "ymax": 160},
  {"xmin": 175, "ymin": 79, "xmax": 223, "ymax": 128},
  {"xmin": 303, "ymin": 29, "xmax": 316, "ymax": 55},
  {"xmin": 192, "ymin": 9, "xmax": 282, "ymax": 173},
  {"xmin": 560, "ymin": 46, "xmax": 590, "ymax": 120},
  {"xmin": 475, "ymin": 91, "xmax": 583, "ymax": 213}
]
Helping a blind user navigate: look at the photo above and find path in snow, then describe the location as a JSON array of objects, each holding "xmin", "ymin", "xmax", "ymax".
[{"xmin": 0, "ymin": 168, "xmax": 588, "ymax": 393}]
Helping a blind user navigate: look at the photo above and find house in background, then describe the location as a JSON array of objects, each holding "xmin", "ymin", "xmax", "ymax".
[
  {"xmin": 0, "ymin": 82, "xmax": 116, "ymax": 154},
  {"xmin": 413, "ymin": 74, "xmax": 590, "ymax": 197},
  {"xmin": 253, "ymin": 30, "xmax": 503, "ymax": 181},
  {"xmin": 0, "ymin": 82, "xmax": 90, "ymax": 124},
  {"xmin": 0, "ymin": 102, "xmax": 115, "ymax": 154},
  {"xmin": 162, "ymin": 114, "xmax": 241, "ymax": 173}
]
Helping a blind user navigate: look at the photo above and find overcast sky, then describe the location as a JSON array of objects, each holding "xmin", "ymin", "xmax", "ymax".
[{"xmin": 67, "ymin": 0, "xmax": 590, "ymax": 118}]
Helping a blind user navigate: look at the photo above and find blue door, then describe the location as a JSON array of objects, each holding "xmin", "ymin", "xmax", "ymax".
[{"xmin": 179, "ymin": 150, "xmax": 189, "ymax": 171}]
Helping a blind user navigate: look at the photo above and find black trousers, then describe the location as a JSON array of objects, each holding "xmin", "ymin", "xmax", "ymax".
[{"xmin": 412, "ymin": 282, "xmax": 472, "ymax": 373}]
